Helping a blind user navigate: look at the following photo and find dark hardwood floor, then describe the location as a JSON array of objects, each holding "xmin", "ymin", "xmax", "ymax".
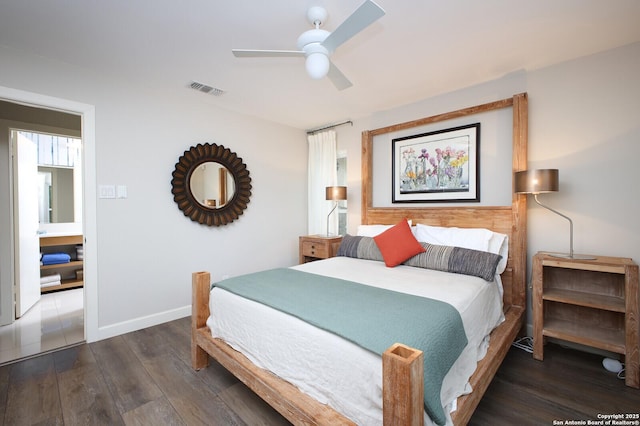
[
  {"xmin": 471, "ymin": 341, "xmax": 639, "ymax": 425},
  {"xmin": 0, "ymin": 316, "xmax": 637, "ymax": 425}
]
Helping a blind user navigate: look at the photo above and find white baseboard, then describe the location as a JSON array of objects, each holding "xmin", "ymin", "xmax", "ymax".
[{"xmin": 91, "ymin": 305, "xmax": 191, "ymax": 342}]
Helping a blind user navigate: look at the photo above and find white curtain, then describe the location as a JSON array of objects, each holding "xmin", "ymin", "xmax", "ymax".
[{"xmin": 307, "ymin": 130, "xmax": 337, "ymax": 235}]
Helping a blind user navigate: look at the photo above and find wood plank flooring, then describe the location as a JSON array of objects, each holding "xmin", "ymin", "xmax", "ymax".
[{"xmin": 0, "ymin": 316, "xmax": 637, "ymax": 425}]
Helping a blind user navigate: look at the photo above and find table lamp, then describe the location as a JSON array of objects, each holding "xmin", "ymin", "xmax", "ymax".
[
  {"xmin": 325, "ymin": 186, "xmax": 347, "ymax": 236},
  {"xmin": 515, "ymin": 169, "xmax": 594, "ymax": 260}
]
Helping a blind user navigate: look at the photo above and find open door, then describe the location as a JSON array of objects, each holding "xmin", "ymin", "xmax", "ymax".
[{"xmin": 13, "ymin": 131, "xmax": 41, "ymax": 318}]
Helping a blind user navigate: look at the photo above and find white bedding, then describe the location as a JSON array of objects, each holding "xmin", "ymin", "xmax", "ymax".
[{"xmin": 206, "ymin": 256, "xmax": 504, "ymax": 425}]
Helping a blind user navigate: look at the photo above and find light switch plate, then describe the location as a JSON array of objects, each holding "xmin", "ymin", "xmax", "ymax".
[
  {"xmin": 99, "ymin": 185, "xmax": 116, "ymax": 199},
  {"xmin": 116, "ymin": 185, "xmax": 127, "ymax": 199}
]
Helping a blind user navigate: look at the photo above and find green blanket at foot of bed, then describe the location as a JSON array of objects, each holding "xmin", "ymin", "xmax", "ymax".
[{"xmin": 215, "ymin": 267, "xmax": 468, "ymax": 425}]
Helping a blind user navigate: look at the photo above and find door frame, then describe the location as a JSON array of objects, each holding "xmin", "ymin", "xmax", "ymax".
[{"xmin": 0, "ymin": 85, "xmax": 97, "ymax": 342}]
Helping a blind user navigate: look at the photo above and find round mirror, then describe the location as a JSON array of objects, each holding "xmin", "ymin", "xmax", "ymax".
[
  {"xmin": 189, "ymin": 162, "xmax": 235, "ymax": 209},
  {"xmin": 171, "ymin": 143, "xmax": 251, "ymax": 226}
]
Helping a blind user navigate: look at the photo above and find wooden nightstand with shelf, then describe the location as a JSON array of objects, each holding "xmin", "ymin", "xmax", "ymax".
[
  {"xmin": 299, "ymin": 235, "xmax": 342, "ymax": 264},
  {"xmin": 532, "ymin": 252, "xmax": 639, "ymax": 388}
]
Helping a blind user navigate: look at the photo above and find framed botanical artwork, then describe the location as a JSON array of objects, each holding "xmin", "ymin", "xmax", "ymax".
[{"xmin": 392, "ymin": 123, "xmax": 480, "ymax": 203}]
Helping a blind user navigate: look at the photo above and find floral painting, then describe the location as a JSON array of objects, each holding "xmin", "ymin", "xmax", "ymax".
[{"xmin": 392, "ymin": 123, "xmax": 480, "ymax": 203}]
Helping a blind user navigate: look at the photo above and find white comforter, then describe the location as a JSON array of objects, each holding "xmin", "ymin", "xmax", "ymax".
[{"xmin": 207, "ymin": 256, "xmax": 504, "ymax": 425}]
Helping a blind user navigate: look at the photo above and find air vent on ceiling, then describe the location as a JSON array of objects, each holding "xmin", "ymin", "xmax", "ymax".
[{"xmin": 188, "ymin": 81, "xmax": 225, "ymax": 96}]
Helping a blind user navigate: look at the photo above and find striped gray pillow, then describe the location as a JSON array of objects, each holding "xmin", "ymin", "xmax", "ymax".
[
  {"xmin": 405, "ymin": 242, "xmax": 502, "ymax": 281},
  {"xmin": 336, "ymin": 234, "xmax": 363, "ymax": 258},
  {"xmin": 337, "ymin": 234, "xmax": 383, "ymax": 261},
  {"xmin": 338, "ymin": 235, "xmax": 501, "ymax": 281}
]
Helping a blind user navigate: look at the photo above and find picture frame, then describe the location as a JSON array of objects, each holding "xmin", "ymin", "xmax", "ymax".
[{"xmin": 392, "ymin": 123, "xmax": 480, "ymax": 203}]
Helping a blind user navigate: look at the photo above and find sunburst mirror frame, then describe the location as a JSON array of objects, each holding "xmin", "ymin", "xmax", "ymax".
[{"xmin": 171, "ymin": 143, "xmax": 252, "ymax": 226}]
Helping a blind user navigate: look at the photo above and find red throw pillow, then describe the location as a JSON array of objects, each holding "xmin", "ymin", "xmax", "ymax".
[{"xmin": 373, "ymin": 219, "xmax": 425, "ymax": 267}]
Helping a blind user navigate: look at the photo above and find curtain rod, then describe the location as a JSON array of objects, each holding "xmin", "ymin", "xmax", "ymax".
[{"xmin": 306, "ymin": 120, "xmax": 353, "ymax": 135}]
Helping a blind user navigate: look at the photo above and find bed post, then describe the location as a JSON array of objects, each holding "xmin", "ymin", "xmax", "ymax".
[
  {"xmin": 192, "ymin": 271, "xmax": 211, "ymax": 370},
  {"xmin": 511, "ymin": 92, "xmax": 528, "ymax": 311},
  {"xmin": 383, "ymin": 343, "xmax": 424, "ymax": 426}
]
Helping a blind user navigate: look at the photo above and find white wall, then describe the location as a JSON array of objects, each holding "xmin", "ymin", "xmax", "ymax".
[
  {"xmin": 336, "ymin": 42, "xmax": 640, "ymax": 329},
  {"xmin": 0, "ymin": 46, "xmax": 308, "ymax": 340},
  {"xmin": 526, "ymin": 42, "xmax": 640, "ymax": 263}
]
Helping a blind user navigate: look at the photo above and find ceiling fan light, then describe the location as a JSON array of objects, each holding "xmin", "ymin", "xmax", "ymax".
[{"xmin": 305, "ymin": 52, "xmax": 330, "ymax": 79}]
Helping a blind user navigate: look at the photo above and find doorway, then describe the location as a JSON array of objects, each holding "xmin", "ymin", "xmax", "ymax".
[{"xmin": 0, "ymin": 93, "xmax": 95, "ymax": 364}]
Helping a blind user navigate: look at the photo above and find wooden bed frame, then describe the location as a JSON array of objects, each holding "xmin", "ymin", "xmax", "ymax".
[{"xmin": 192, "ymin": 93, "xmax": 528, "ymax": 425}]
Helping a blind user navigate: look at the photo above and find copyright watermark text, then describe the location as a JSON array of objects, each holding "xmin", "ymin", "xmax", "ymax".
[{"xmin": 552, "ymin": 414, "xmax": 640, "ymax": 425}]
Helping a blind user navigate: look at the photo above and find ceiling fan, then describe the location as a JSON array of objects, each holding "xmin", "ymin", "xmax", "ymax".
[{"xmin": 232, "ymin": 0, "xmax": 385, "ymax": 90}]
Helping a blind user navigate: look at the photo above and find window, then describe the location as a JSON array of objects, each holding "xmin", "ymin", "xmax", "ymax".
[{"xmin": 337, "ymin": 153, "xmax": 347, "ymax": 236}]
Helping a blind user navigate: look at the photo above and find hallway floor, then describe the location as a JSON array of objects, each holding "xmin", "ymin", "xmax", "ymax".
[{"xmin": 0, "ymin": 288, "xmax": 83, "ymax": 365}]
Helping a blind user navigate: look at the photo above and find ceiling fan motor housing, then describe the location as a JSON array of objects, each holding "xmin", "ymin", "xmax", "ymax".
[{"xmin": 297, "ymin": 29, "xmax": 330, "ymax": 52}]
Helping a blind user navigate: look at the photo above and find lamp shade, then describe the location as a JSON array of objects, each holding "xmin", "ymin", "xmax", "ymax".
[
  {"xmin": 326, "ymin": 186, "xmax": 347, "ymax": 201},
  {"xmin": 514, "ymin": 169, "xmax": 559, "ymax": 194}
]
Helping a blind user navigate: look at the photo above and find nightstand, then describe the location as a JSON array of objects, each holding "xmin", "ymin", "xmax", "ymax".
[
  {"xmin": 299, "ymin": 235, "xmax": 342, "ymax": 264},
  {"xmin": 532, "ymin": 252, "xmax": 639, "ymax": 388}
]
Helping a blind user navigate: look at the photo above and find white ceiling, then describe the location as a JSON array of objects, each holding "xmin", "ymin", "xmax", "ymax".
[{"xmin": 1, "ymin": 0, "xmax": 639, "ymax": 130}]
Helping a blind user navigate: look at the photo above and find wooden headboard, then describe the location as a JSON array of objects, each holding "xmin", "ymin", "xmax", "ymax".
[{"xmin": 361, "ymin": 93, "xmax": 528, "ymax": 312}]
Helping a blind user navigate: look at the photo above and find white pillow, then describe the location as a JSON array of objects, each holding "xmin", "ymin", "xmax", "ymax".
[
  {"xmin": 488, "ymin": 232, "xmax": 509, "ymax": 274},
  {"xmin": 414, "ymin": 224, "xmax": 493, "ymax": 252},
  {"xmin": 357, "ymin": 224, "xmax": 393, "ymax": 237},
  {"xmin": 357, "ymin": 220, "xmax": 413, "ymax": 237}
]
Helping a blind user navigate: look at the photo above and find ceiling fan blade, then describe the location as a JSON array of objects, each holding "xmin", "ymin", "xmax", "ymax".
[
  {"xmin": 321, "ymin": 0, "xmax": 385, "ymax": 53},
  {"xmin": 232, "ymin": 49, "xmax": 304, "ymax": 58},
  {"xmin": 327, "ymin": 62, "xmax": 353, "ymax": 91}
]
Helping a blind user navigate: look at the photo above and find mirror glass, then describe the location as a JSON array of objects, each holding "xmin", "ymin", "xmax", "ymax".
[
  {"xmin": 38, "ymin": 166, "xmax": 76, "ymax": 223},
  {"xmin": 189, "ymin": 162, "xmax": 236, "ymax": 209}
]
